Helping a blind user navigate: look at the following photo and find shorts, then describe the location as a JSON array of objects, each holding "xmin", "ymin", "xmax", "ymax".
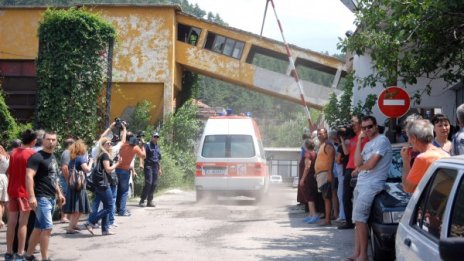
[
  {"xmin": 316, "ymin": 171, "xmax": 328, "ymax": 190},
  {"xmin": 8, "ymin": 197, "xmax": 31, "ymax": 212},
  {"xmin": 0, "ymin": 173, "xmax": 8, "ymax": 202},
  {"xmin": 319, "ymin": 182, "xmax": 332, "ymax": 199},
  {"xmin": 34, "ymin": 197, "xmax": 55, "ymax": 230},
  {"xmin": 331, "ymin": 177, "xmax": 338, "ymax": 191},
  {"xmin": 352, "ymin": 184, "xmax": 383, "ymax": 223}
]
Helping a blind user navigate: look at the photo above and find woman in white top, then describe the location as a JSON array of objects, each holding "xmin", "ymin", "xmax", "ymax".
[{"xmin": 0, "ymin": 145, "xmax": 10, "ymax": 228}]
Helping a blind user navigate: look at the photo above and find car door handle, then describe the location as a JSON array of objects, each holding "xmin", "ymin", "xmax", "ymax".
[{"xmin": 404, "ymin": 238, "xmax": 411, "ymax": 247}]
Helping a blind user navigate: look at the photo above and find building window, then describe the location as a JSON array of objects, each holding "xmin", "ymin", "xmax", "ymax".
[
  {"xmin": 177, "ymin": 23, "xmax": 201, "ymax": 46},
  {"xmin": 204, "ymin": 32, "xmax": 244, "ymax": 59},
  {"xmin": 0, "ymin": 60, "xmax": 37, "ymax": 122}
]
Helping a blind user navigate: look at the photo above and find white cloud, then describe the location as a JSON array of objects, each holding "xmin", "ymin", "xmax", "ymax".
[{"xmin": 188, "ymin": 0, "xmax": 355, "ymax": 54}]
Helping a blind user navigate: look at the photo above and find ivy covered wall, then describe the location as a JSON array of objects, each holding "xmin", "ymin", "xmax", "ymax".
[{"xmin": 36, "ymin": 8, "xmax": 116, "ymax": 143}]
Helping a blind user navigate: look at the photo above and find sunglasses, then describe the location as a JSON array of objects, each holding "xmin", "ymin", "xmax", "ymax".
[{"xmin": 361, "ymin": 124, "xmax": 374, "ymax": 130}]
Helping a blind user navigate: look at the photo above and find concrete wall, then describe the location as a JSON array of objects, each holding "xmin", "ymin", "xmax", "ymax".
[{"xmin": 352, "ymin": 54, "xmax": 457, "ymax": 125}]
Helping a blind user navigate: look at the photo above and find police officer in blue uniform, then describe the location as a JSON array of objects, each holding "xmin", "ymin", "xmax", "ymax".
[{"xmin": 139, "ymin": 132, "xmax": 162, "ymax": 207}]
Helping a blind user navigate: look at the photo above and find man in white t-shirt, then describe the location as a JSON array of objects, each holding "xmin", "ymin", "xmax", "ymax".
[{"xmin": 345, "ymin": 115, "xmax": 392, "ymax": 261}]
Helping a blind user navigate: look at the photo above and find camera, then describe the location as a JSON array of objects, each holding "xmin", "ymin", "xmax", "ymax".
[
  {"xmin": 129, "ymin": 131, "xmax": 145, "ymax": 146},
  {"xmin": 337, "ymin": 125, "xmax": 355, "ymax": 140},
  {"xmin": 114, "ymin": 117, "xmax": 128, "ymax": 130}
]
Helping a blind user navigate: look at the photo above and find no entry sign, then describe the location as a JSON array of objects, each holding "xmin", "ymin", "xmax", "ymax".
[{"xmin": 378, "ymin": 86, "xmax": 410, "ymax": 118}]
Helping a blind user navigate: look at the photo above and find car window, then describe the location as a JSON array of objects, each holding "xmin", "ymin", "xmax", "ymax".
[
  {"xmin": 202, "ymin": 135, "xmax": 227, "ymax": 158},
  {"xmin": 413, "ymin": 168, "xmax": 457, "ymax": 240},
  {"xmin": 449, "ymin": 175, "xmax": 464, "ymax": 237},
  {"xmin": 230, "ymin": 135, "xmax": 255, "ymax": 158},
  {"xmin": 202, "ymin": 135, "xmax": 255, "ymax": 158},
  {"xmin": 388, "ymin": 146, "xmax": 403, "ymax": 179}
]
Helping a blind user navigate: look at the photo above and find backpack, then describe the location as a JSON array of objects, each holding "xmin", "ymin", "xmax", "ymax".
[{"xmin": 69, "ymin": 159, "xmax": 85, "ymax": 191}]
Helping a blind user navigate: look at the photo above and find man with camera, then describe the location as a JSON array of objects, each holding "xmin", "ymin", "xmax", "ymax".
[
  {"xmin": 338, "ymin": 115, "xmax": 368, "ymax": 230},
  {"xmin": 138, "ymin": 132, "xmax": 162, "ymax": 207},
  {"xmin": 116, "ymin": 130, "xmax": 146, "ymax": 216}
]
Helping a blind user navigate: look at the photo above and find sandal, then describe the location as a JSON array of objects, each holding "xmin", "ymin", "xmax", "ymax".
[
  {"xmin": 66, "ymin": 229, "xmax": 79, "ymax": 234},
  {"xmin": 73, "ymin": 225, "xmax": 81, "ymax": 231},
  {"xmin": 84, "ymin": 223, "xmax": 94, "ymax": 236},
  {"xmin": 342, "ymin": 257, "xmax": 355, "ymax": 261}
]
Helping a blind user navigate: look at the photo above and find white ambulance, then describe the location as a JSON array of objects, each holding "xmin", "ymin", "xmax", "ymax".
[{"xmin": 195, "ymin": 116, "xmax": 269, "ymax": 201}]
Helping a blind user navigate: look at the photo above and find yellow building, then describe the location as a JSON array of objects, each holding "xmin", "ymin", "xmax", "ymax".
[{"xmin": 0, "ymin": 4, "xmax": 347, "ymax": 123}]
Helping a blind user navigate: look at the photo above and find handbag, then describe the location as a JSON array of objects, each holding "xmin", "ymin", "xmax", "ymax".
[
  {"xmin": 91, "ymin": 155, "xmax": 110, "ymax": 191},
  {"xmin": 69, "ymin": 159, "xmax": 85, "ymax": 191}
]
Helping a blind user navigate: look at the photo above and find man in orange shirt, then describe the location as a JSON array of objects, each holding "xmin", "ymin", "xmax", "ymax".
[
  {"xmin": 115, "ymin": 132, "xmax": 146, "ymax": 216},
  {"xmin": 314, "ymin": 128, "xmax": 335, "ymax": 226},
  {"xmin": 401, "ymin": 119, "xmax": 449, "ymax": 193}
]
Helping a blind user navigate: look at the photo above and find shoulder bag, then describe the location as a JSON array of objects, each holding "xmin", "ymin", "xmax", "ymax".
[{"xmin": 69, "ymin": 159, "xmax": 85, "ymax": 191}]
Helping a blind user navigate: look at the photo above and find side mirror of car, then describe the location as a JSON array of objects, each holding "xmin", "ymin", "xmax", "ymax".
[{"xmin": 439, "ymin": 238, "xmax": 464, "ymax": 261}]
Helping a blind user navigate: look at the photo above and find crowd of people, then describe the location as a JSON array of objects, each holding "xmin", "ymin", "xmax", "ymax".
[
  {"xmin": 0, "ymin": 121, "xmax": 162, "ymax": 261},
  {"xmin": 297, "ymin": 105, "xmax": 464, "ymax": 261}
]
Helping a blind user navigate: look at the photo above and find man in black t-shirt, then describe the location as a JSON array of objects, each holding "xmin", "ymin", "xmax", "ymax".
[{"xmin": 24, "ymin": 131, "xmax": 65, "ymax": 261}]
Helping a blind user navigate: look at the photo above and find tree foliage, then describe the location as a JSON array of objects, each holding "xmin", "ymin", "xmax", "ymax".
[
  {"xmin": 36, "ymin": 8, "xmax": 115, "ymax": 144},
  {"xmin": 159, "ymin": 100, "xmax": 202, "ymax": 187},
  {"xmin": 339, "ymin": 0, "xmax": 464, "ymax": 98},
  {"xmin": 324, "ymin": 72, "xmax": 377, "ymax": 128}
]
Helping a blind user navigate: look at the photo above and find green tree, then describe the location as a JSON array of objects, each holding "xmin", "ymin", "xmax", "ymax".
[
  {"xmin": 35, "ymin": 8, "xmax": 116, "ymax": 144},
  {"xmin": 158, "ymin": 99, "xmax": 202, "ymax": 187},
  {"xmin": 324, "ymin": 72, "xmax": 377, "ymax": 127},
  {"xmin": 128, "ymin": 100, "xmax": 152, "ymax": 132},
  {"xmin": 0, "ymin": 89, "xmax": 20, "ymax": 142},
  {"xmin": 324, "ymin": 92, "xmax": 340, "ymax": 129},
  {"xmin": 339, "ymin": 0, "xmax": 464, "ymax": 101}
]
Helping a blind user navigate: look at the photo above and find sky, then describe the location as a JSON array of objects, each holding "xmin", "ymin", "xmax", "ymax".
[{"xmin": 188, "ymin": 0, "xmax": 356, "ymax": 55}]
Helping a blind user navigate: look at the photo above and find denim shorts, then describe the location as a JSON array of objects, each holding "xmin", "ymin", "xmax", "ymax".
[
  {"xmin": 35, "ymin": 197, "xmax": 56, "ymax": 230},
  {"xmin": 352, "ymin": 184, "xmax": 383, "ymax": 223}
]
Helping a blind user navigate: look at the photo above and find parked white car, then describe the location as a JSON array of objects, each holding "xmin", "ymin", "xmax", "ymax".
[{"xmin": 396, "ymin": 156, "xmax": 464, "ymax": 261}]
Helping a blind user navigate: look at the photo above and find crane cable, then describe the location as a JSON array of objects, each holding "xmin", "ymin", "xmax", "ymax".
[{"xmin": 260, "ymin": 0, "xmax": 314, "ymax": 128}]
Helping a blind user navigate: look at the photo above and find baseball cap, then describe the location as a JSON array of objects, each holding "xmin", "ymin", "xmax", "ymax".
[{"xmin": 152, "ymin": 132, "xmax": 160, "ymax": 137}]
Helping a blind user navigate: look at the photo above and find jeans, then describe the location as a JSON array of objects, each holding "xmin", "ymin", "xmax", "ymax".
[
  {"xmin": 343, "ymin": 168, "xmax": 354, "ymax": 224},
  {"xmin": 140, "ymin": 164, "xmax": 159, "ymax": 203},
  {"xmin": 88, "ymin": 186, "xmax": 112, "ymax": 233},
  {"xmin": 115, "ymin": 168, "xmax": 130, "ymax": 215},
  {"xmin": 89, "ymin": 185, "xmax": 117, "ymax": 225},
  {"xmin": 337, "ymin": 171, "xmax": 346, "ymax": 220}
]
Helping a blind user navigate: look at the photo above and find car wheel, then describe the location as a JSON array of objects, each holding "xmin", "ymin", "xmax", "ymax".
[{"xmin": 370, "ymin": 227, "xmax": 395, "ymax": 261}]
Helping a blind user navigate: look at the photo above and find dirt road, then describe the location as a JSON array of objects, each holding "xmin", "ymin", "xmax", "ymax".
[{"xmin": 0, "ymin": 186, "xmax": 354, "ymax": 260}]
